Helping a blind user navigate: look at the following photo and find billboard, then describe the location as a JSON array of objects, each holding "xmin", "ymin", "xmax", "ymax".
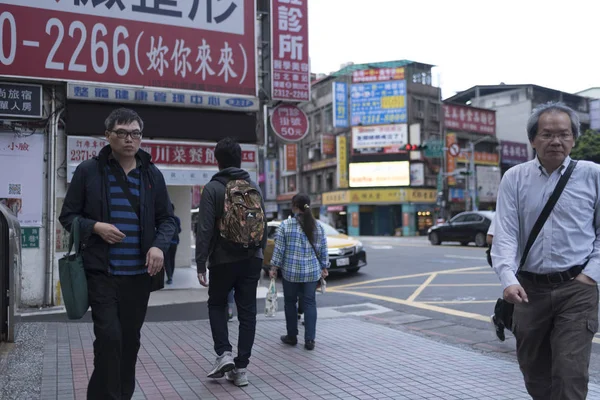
[
  {"xmin": 352, "ymin": 124, "xmax": 408, "ymax": 155},
  {"xmin": 349, "ymin": 161, "xmax": 410, "ymax": 188},
  {"xmin": 350, "ymin": 81, "xmax": 407, "ymax": 126},
  {"xmin": 66, "ymin": 136, "xmax": 258, "ymax": 184},
  {"xmin": 352, "ymin": 67, "xmax": 404, "ymax": 83},
  {"xmin": 443, "ymin": 104, "xmax": 496, "ymax": 135},
  {"xmin": 0, "ymin": 0, "xmax": 256, "ymax": 95},
  {"xmin": 270, "ymin": 0, "xmax": 310, "ymax": 102},
  {"xmin": 270, "ymin": 103, "xmax": 309, "ymax": 142},
  {"xmin": 332, "ymin": 81, "xmax": 348, "ymax": 128}
]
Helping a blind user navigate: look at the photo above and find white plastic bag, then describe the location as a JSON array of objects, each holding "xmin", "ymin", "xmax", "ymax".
[
  {"xmin": 320, "ymin": 277, "xmax": 327, "ymax": 294},
  {"xmin": 265, "ymin": 277, "xmax": 278, "ymax": 317}
]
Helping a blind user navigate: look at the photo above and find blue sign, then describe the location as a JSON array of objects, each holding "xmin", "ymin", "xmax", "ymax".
[
  {"xmin": 67, "ymin": 83, "xmax": 260, "ymax": 112},
  {"xmin": 449, "ymin": 188, "xmax": 465, "ymax": 201},
  {"xmin": 350, "ymin": 81, "xmax": 407, "ymax": 126},
  {"xmin": 332, "ymin": 82, "xmax": 349, "ymax": 128}
]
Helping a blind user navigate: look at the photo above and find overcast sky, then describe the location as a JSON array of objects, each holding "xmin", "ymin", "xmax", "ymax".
[{"xmin": 308, "ymin": 0, "xmax": 598, "ymax": 99}]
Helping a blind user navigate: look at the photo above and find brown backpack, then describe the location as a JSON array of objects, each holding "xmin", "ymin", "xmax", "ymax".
[{"xmin": 214, "ymin": 177, "xmax": 265, "ymax": 250}]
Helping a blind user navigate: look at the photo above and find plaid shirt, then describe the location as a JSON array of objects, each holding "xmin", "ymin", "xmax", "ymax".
[{"xmin": 271, "ymin": 217, "xmax": 329, "ymax": 283}]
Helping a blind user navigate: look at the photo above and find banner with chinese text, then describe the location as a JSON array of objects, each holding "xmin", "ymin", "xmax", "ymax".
[
  {"xmin": 336, "ymin": 135, "xmax": 349, "ymax": 188},
  {"xmin": 332, "ymin": 82, "xmax": 348, "ymax": 128},
  {"xmin": 270, "ymin": 0, "xmax": 310, "ymax": 101},
  {"xmin": 446, "ymin": 133, "xmax": 457, "ymax": 186},
  {"xmin": 284, "ymin": 144, "xmax": 297, "ymax": 172},
  {"xmin": 0, "ymin": 0, "xmax": 256, "ymax": 96}
]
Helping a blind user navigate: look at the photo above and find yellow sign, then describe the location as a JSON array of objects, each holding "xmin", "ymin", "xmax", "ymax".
[
  {"xmin": 322, "ymin": 188, "xmax": 437, "ymax": 205},
  {"xmin": 303, "ymin": 158, "xmax": 337, "ymax": 172},
  {"xmin": 336, "ymin": 135, "xmax": 349, "ymax": 188},
  {"xmin": 381, "ymin": 96, "xmax": 405, "ymax": 109}
]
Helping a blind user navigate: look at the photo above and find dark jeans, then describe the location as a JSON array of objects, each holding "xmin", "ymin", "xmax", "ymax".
[
  {"xmin": 207, "ymin": 258, "xmax": 262, "ymax": 368},
  {"xmin": 165, "ymin": 244, "xmax": 177, "ymax": 280},
  {"xmin": 85, "ymin": 271, "xmax": 151, "ymax": 400},
  {"xmin": 282, "ymin": 279, "xmax": 318, "ymax": 341},
  {"xmin": 514, "ymin": 275, "xmax": 599, "ymax": 400}
]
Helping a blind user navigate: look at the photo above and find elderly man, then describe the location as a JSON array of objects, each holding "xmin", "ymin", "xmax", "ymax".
[
  {"xmin": 492, "ymin": 102, "xmax": 600, "ymax": 399},
  {"xmin": 60, "ymin": 108, "xmax": 176, "ymax": 400}
]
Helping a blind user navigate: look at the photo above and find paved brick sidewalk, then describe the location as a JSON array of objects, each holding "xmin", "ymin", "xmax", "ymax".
[{"xmin": 5, "ymin": 318, "xmax": 600, "ymax": 400}]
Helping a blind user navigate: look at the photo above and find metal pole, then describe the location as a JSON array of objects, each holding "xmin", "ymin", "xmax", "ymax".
[
  {"xmin": 469, "ymin": 141, "xmax": 477, "ymax": 211},
  {"xmin": 45, "ymin": 88, "xmax": 63, "ymax": 306}
]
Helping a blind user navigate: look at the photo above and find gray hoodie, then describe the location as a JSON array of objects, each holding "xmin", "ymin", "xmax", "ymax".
[{"xmin": 195, "ymin": 167, "xmax": 267, "ymax": 273}]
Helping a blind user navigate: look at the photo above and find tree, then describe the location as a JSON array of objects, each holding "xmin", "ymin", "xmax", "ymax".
[{"xmin": 570, "ymin": 129, "xmax": 600, "ymax": 163}]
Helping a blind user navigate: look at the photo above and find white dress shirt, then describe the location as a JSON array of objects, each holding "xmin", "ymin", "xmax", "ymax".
[{"xmin": 492, "ymin": 156, "xmax": 600, "ymax": 289}]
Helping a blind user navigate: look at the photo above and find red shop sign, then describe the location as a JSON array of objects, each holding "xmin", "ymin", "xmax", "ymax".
[
  {"xmin": 270, "ymin": 103, "xmax": 309, "ymax": 142},
  {"xmin": 0, "ymin": 0, "xmax": 256, "ymax": 96},
  {"xmin": 270, "ymin": 0, "xmax": 310, "ymax": 102}
]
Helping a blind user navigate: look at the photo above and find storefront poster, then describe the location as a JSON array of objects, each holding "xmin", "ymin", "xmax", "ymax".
[{"xmin": 0, "ymin": 133, "xmax": 44, "ymax": 227}]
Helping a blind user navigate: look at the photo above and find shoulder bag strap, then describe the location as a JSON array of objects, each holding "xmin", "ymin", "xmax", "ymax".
[
  {"xmin": 296, "ymin": 217, "xmax": 321, "ymax": 264},
  {"xmin": 109, "ymin": 163, "xmax": 140, "ymax": 220},
  {"xmin": 68, "ymin": 216, "xmax": 81, "ymax": 255},
  {"xmin": 518, "ymin": 160, "xmax": 577, "ymax": 271}
]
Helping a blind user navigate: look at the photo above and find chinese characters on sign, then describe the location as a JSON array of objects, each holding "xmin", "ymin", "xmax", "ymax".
[
  {"xmin": 284, "ymin": 144, "xmax": 297, "ymax": 172},
  {"xmin": 271, "ymin": 0, "xmax": 310, "ymax": 102},
  {"xmin": 322, "ymin": 188, "xmax": 437, "ymax": 205},
  {"xmin": 500, "ymin": 141, "xmax": 529, "ymax": 165},
  {"xmin": 336, "ymin": 135, "xmax": 348, "ymax": 188},
  {"xmin": 66, "ymin": 136, "xmax": 258, "ymax": 183},
  {"xmin": 0, "ymin": 82, "xmax": 42, "ymax": 118},
  {"xmin": 352, "ymin": 67, "xmax": 405, "ymax": 83},
  {"xmin": 332, "ymin": 82, "xmax": 348, "ymax": 128},
  {"xmin": 456, "ymin": 151, "xmax": 499, "ymax": 166},
  {"xmin": 270, "ymin": 103, "xmax": 309, "ymax": 142},
  {"xmin": 443, "ymin": 104, "xmax": 496, "ymax": 135},
  {"xmin": 0, "ymin": 1, "xmax": 256, "ymax": 96},
  {"xmin": 321, "ymin": 134, "xmax": 335, "ymax": 155},
  {"xmin": 21, "ymin": 227, "xmax": 40, "ymax": 249},
  {"xmin": 446, "ymin": 133, "xmax": 457, "ymax": 186},
  {"xmin": 352, "ymin": 124, "xmax": 408, "ymax": 155},
  {"xmin": 350, "ymin": 81, "xmax": 407, "ymax": 126}
]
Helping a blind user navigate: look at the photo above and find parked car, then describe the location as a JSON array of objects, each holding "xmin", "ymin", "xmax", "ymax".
[
  {"xmin": 263, "ymin": 220, "xmax": 367, "ymax": 274},
  {"xmin": 427, "ymin": 211, "xmax": 494, "ymax": 247}
]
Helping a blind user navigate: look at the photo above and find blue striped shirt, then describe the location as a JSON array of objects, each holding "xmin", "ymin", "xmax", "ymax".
[
  {"xmin": 270, "ymin": 217, "xmax": 328, "ymax": 283},
  {"xmin": 106, "ymin": 163, "xmax": 146, "ymax": 275}
]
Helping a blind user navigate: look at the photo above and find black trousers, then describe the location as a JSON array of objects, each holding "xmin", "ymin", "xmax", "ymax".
[
  {"xmin": 165, "ymin": 243, "xmax": 177, "ymax": 280},
  {"xmin": 207, "ymin": 258, "xmax": 262, "ymax": 369},
  {"xmin": 86, "ymin": 270, "xmax": 151, "ymax": 400}
]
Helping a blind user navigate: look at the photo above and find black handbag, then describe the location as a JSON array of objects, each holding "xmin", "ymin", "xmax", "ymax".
[
  {"xmin": 492, "ymin": 160, "xmax": 577, "ymax": 341},
  {"xmin": 109, "ymin": 163, "xmax": 165, "ymax": 292}
]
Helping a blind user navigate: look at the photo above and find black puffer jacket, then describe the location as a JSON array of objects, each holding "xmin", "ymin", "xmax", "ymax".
[{"xmin": 59, "ymin": 145, "xmax": 176, "ymax": 272}]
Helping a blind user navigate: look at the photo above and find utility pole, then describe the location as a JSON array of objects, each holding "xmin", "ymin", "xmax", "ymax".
[{"xmin": 469, "ymin": 141, "xmax": 477, "ymax": 211}]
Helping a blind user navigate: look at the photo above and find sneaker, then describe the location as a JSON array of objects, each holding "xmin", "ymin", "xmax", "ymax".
[
  {"xmin": 490, "ymin": 314, "xmax": 506, "ymax": 342},
  {"xmin": 280, "ymin": 335, "xmax": 298, "ymax": 346},
  {"xmin": 225, "ymin": 368, "xmax": 249, "ymax": 387},
  {"xmin": 207, "ymin": 352, "xmax": 235, "ymax": 378},
  {"xmin": 166, "ymin": 278, "xmax": 173, "ymax": 285},
  {"xmin": 304, "ymin": 340, "xmax": 315, "ymax": 351}
]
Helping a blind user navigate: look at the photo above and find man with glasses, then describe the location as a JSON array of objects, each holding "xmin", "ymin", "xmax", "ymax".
[
  {"xmin": 492, "ymin": 102, "xmax": 600, "ymax": 399},
  {"xmin": 59, "ymin": 107, "xmax": 176, "ymax": 400}
]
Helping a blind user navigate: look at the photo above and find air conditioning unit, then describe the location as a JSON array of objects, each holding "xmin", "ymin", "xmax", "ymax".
[{"xmin": 416, "ymin": 111, "xmax": 425, "ymax": 119}]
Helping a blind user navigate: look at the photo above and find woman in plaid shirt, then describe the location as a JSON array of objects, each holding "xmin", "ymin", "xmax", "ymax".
[{"xmin": 269, "ymin": 194, "xmax": 329, "ymax": 350}]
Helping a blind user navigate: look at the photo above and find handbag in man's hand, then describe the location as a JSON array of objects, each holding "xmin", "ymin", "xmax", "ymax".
[{"xmin": 491, "ymin": 160, "xmax": 577, "ymax": 341}]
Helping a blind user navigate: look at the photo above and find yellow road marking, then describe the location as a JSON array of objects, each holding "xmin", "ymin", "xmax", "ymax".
[
  {"xmin": 328, "ymin": 266, "xmax": 487, "ymax": 291},
  {"xmin": 407, "ymin": 273, "xmax": 437, "ymax": 302},
  {"xmin": 327, "ymin": 288, "xmax": 490, "ymax": 322},
  {"xmin": 342, "ymin": 283, "xmax": 501, "ymax": 290}
]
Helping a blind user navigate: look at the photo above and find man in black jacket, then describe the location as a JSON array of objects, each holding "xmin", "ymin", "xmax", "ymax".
[
  {"xmin": 59, "ymin": 108, "xmax": 176, "ymax": 400},
  {"xmin": 196, "ymin": 137, "xmax": 267, "ymax": 387}
]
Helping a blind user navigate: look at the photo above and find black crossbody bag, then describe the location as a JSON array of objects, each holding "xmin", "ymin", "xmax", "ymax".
[
  {"xmin": 109, "ymin": 164, "xmax": 165, "ymax": 292},
  {"xmin": 493, "ymin": 160, "xmax": 577, "ymax": 334}
]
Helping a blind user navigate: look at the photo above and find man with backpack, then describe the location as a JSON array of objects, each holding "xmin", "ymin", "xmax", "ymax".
[{"xmin": 195, "ymin": 138, "xmax": 267, "ymax": 387}]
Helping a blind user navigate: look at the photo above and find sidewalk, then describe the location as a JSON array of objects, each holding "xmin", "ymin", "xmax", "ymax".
[{"xmin": 4, "ymin": 315, "xmax": 600, "ymax": 399}]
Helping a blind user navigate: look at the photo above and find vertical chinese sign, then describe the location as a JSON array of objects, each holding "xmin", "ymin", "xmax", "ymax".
[
  {"xmin": 284, "ymin": 144, "xmax": 297, "ymax": 172},
  {"xmin": 321, "ymin": 134, "xmax": 335, "ymax": 155},
  {"xmin": 336, "ymin": 135, "xmax": 349, "ymax": 188},
  {"xmin": 446, "ymin": 133, "xmax": 457, "ymax": 186},
  {"xmin": 0, "ymin": 0, "xmax": 256, "ymax": 96},
  {"xmin": 271, "ymin": 0, "xmax": 310, "ymax": 102},
  {"xmin": 332, "ymin": 82, "xmax": 349, "ymax": 128},
  {"xmin": 264, "ymin": 158, "xmax": 277, "ymax": 200}
]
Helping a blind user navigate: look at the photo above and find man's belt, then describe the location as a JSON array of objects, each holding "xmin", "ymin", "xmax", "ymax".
[{"xmin": 518, "ymin": 265, "xmax": 585, "ymax": 285}]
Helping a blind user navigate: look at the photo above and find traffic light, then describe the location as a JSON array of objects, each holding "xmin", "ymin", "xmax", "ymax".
[{"xmin": 404, "ymin": 144, "xmax": 428, "ymax": 151}]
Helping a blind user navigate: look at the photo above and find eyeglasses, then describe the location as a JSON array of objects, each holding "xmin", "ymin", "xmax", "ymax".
[
  {"xmin": 538, "ymin": 132, "xmax": 573, "ymax": 142},
  {"xmin": 108, "ymin": 129, "xmax": 143, "ymax": 139}
]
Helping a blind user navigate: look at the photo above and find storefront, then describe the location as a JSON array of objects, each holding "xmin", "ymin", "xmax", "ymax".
[
  {"xmin": 322, "ymin": 188, "xmax": 437, "ymax": 237},
  {"xmin": 327, "ymin": 205, "xmax": 347, "ymax": 233}
]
